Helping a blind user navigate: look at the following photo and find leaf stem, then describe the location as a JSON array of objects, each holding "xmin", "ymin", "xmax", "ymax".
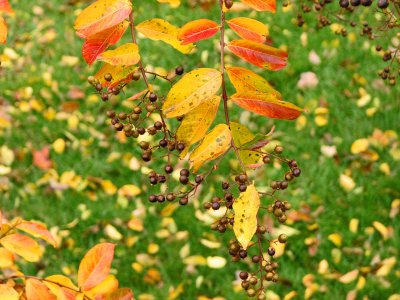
[{"xmin": 218, "ymin": 0, "xmax": 247, "ymax": 174}]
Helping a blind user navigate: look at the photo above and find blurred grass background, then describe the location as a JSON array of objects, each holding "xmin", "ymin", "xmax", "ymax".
[{"xmin": 0, "ymin": 0, "xmax": 399, "ymax": 299}]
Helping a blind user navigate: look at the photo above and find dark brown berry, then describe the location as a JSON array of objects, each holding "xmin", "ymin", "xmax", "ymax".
[
  {"xmin": 179, "ymin": 176, "xmax": 189, "ymax": 185},
  {"xmin": 154, "ymin": 121, "xmax": 163, "ymax": 130},
  {"xmin": 180, "ymin": 169, "xmax": 189, "ymax": 176},
  {"xmin": 292, "ymin": 168, "xmax": 301, "ymax": 177},
  {"xmin": 224, "ymin": 0, "xmax": 233, "ymax": 8},
  {"xmin": 149, "ymin": 195, "xmax": 157, "ymax": 203},
  {"xmin": 133, "ymin": 106, "xmax": 142, "ymax": 114},
  {"xmin": 239, "ymin": 250, "xmax": 247, "ymax": 259},
  {"xmin": 101, "ymin": 93, "xmax": 109, "ymax": 101},
  {"xmin": 149, "ymin": 93, "xmax": 157, "ymax": 102},
  {"xmin": 195, "ymin": 175, "xmax": 203, "ymax": 184},
  {"xmin": 212, "ymin": 202, "xmax": 220, "ymax": 210},
  {"xmin": 339, "ymin": 0, "xmax": 350, "ymax": 7},
  {"xmin": 165, "ymin": 164, "xmax": 173, "ymax": 174},
  {"xmin": 159, "ymin": 139, "xmax": 168, "ymax": 147},
  {"xmin": 95, "ymin": 83, "xmax": 103, "ymax": 91},
  {"xmin": 239, "ymin": 271, "xmax": 249, "ymax": 280},
  {"xmin": 137, "ymin": 127, "xmax": 146, "ymax": 135},
  {"xmin": 118, "ymin": 113, "xmax": 127, "ymax": 120},
  {"xmin": 142, "ymin": 152, "xmax": 151, "ymax": 162},
  {"xmin": 149, "ymin": 176, "xmax": 158, "ymax": 185},
  {"xmin": 263, "ymin": 156, "xmax": 271, "ymax": 164},
  {"xmin": 179, "ymin": 197, "xmax": 188, "ymax": 205},
  {"xmin": 377, "ymin": 0, "xmax": 389, "ymax": 8},
  {"xmin": 274, "ymin": 145, "xmax": 283, "ymax": 154},
  {"xmin": 175, "ymin": 66, "xmax": 184, "ymax": 75},
  {"xmin": 252, "ymin": 255, "xmax": 261, "ymax": 263},
  {"xmin": 239, "ymin": 184, "xmax": 247, "ymax": 192},
  {"xmin": 268, "ymin": 247, "xmax": 276, "ymax": 256},
  {"xmin": 166, "ymin": 193, "xmax": 176, "ymax": 201},
  {"xmin": 176, "ymin": 143, "xmax": 185, "ymax": 152},
  {"xmin": 278, "ymin": 234, "xmax": 288, "ymax": 243},
  {"xmin": 204, "ymin": 202, "xmax": 211, "ymax": 209},
  {"xmin": 139, "ymin": 141, "xmax": 149, "ymax": 150},
  {"xmin": 106, "ymin": 110, "xmax": 116, "ymax": 118},
  {"xmin": 280, "ymin": 181, "xmax": 289, "ymax": 190},
  {"xmin": 222, "ymin": 182, "xmax": 230, "ymax": 189},
  {"xmin": 157, "ymin": 195, "xmax": 165, "ymax": 203}
]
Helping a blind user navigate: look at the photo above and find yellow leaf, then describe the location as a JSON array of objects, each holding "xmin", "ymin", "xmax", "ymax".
[
  {"xmin": 74, "ymin": 0, "xmax": 132, "ymax": 38},
  {"xmin": 372, "ymin": 221, "xmax": 389, "ymax": 240},
  {"xmin": 147, "ymin": 243, "xmax": 159, "ymax": 254},
  {"xmin": 351, "ymin": 138, "xmax": 369, "ymax": 154},
  {"xmin": 376, "ymin": 256, "xmax": 396, "ymax": 277},
  {"xmin": 52, "ymin": 138, "xmax": 66, "ymax": 154},
  {"xmin": 226, "ymin": 66, "xmax": 280, "ymax": 97},
  {"xmin": 94, "ymin": 64, "xmax": 137, "ymax": 88},
  {"xmin": 328, "ymin": 233, "xmax": 342, "ymax": 247},
  {"xmin": 176, "ymin": 96, "xmax": 221, "ymax": 157},
  {"xmin": 168, "ymin": 284, "xmax": 184, "ymax": 300},
  {"xmin": 339, "ymin": 174, "xmax": 355, "ymax": 192},
  {"xmin": 0, "ymin": 233, "xmax": 41, "ymax": 262},
  {"xmin": 85, "ymin": 275, "xmax": 119, "ymax": 299},
  {"xmin": 44, "ymin": 275, "xmax": 78, "ymax": 299},
  {"xmin": 189, "ymin": 124, "xmax": 231, "ymax": 172},
  {"xmin": 0, "ymin": 248, "xmax": 14, "ymax": 268},
  {"xmin": 230, "ymin": 122, "xmax": 263, "ymax": 168},
  {"xmin": 101, "ymin": 180, "xmax": 117, "ymax": 195},
  {"xmin": 104, "ymin": 224, "xmax": 123, "ymax": 241},
  {"xmin": 338, "ymin": 269, "xmax": 359, "ymax": 284},
  {"xmin": 206, "ymin": 256, "xmax": 226, "ymax": 269},
  {"xmin": 16, "ymin": 220, "xmax": 57, "ymax": 247},
  {"xmin": 0, "ymin": 16, "xmax": 8, "ymax": 44},
  {"xmin": 183, "ymin": 255, "xmax": 207, "ymax": 266},
  {"xmin": 270, "ymin": 238, "xmax": 285, "ymax": 258},
  {"xmin": 118, "ymin": 184, "xmax": 141, "ymax": 197},
  {"xmin": 106, "ymin": 288, "xmax": 133, "ymax": 300},
  {"xmin": 349, "ymin": 218, "xmax": 359, "ymax": 233},
  {"xmin": 163, "ymin": 68, "xmax": 222, "ymax": 118},
  {"xmin": 232, "ymin": 184, "xmax": 260, "ymax": 250},
  {"xmin": 136, "ymin": 18, "xmax": 193, "ymax": 54},
  {"xmin": 157, "ymin": 0, "xmax": 181, "ymax": 8},
  {"xmin": 0, "ymin": 284, "xmax": 19, "ymax": 300},
  {"xmin": 98, "ymin": 43, "xmax": 140, "ymax": 66}
]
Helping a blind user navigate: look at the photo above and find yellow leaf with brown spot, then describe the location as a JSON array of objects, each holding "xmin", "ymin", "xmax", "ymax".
[
  {"xmin": 189, "ymin": 124, "xmax": 231, "ymax": 172},
  {"xmin": 0, "ymin": 233, "xmax": 41, "ymax": 262},
  {"xmin": 232, "ymin": 184, "xmax": 260, "ymax": 250},
  {"xmin": 176, "ymin": 96, "xmax": 220, "ymax": 157},
  {"xmin": 136, "ymin": 18, "xmax": 193, "ymax": 54},
  {"xmin": 163, "ymin": 68, "xmax": 222, "ymax": 118}
]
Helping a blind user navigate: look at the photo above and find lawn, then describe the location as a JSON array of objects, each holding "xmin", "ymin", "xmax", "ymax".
[{"xmin": 0, "ymin": 0, "xmax": 399, "ymax": 299}]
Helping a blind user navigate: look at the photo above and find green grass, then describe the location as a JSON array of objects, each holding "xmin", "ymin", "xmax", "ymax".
[{"xmin": 1, "ymin": 0, "xmax": 399, "ymax": 299}]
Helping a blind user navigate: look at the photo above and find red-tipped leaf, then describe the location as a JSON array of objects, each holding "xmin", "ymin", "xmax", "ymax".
[
  {"xmin": 227, "ymin": 17, "xmax": 269, "ymax": 43},
  {"xmin": 178, "ymin": 19, "xmax": 219, "ymax": 45}
]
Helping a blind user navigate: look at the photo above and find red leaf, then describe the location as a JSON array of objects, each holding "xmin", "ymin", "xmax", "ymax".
[
  {"xmin": 33, "ymin": 147, "xmax": 52, "ymax": 170},
  {"xmin": 0, "ymin": 0, "xmax": 14, "ymax": 13},
  {"xmin": 228, "ymin": 39, "xmax": 287, "ymax": 71},
  {"xmin": 78, "ymin": 243, "xmax": 115, "ymax": 291},
  {"xmin": 240, "ymin": 0, "xmax": 276, "ymax": 12},
  {"xmin": 231, "ymin": 92, "xmax": 302, "ymax": 120},
  {"xmin": 227, "ymin": 17, "xmax": 269, "ymax": 43},
  {"xmin": 74, "ymin": 0, "xmax": 132, "ymax": 38},
  {"xmin": 82, "ymin": 21, "xmax": 129, "ymax": 65},
  {"xmin": 178, "ymin": 19, "xmax": 219, "ymax": 45}
]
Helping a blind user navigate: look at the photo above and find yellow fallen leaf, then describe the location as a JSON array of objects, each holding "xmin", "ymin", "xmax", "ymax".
[
  {"xmin": 349, "ymin": 218, "xmax": 359, "ymax": 233},
  {"xmin": 206, "ymin": 256, "xmax": 226, "ymax": 269},
  {"xmin": 372, "ymin": 221, "xmax": 389, "ymax": 240},
  {"xmin": 339, "ymin": 174, "xmax": 355, "ymax": 192},
  {"xmin": 168, "ymin": 283, "xmax": 184, "ymax": 300},
  {"xmin": 318, "ymin": 259, "xmax": 329, "ymax": 275},
  {"xmin": 101, "ymin": 180, "xmax": 117, "ymax": 195},
  {"xmin": 183, "ymin": 255, "xmax": 207, "ymax": 266},
  {"xmin": 351, "ymin": 138, "xmax": 369, "ymax": 154},
  {"xmin": 104, "ymin": 224, "xmax": 122, "ymax": 241},
  {"xmin": 338, "ymin": 269, "xmax": 359, "ymax": 284},
  {"xmin": 356, "ymin": 276, "xmax": 365, "ymax": 290},
  {"xmin": 328, "ymin": 233, "xmax": 342, "ymax": 247},
  {"xmin": 158, "ymin": 0, "xmax": 181, "ymax": 8},
  {"xmin": 118, "ymin": 184, "xmax": 141, "ymax": 197},
  {"xmin": 379, "ymin": 163, "xmax": 390, "ymax": 176},
  {"xmin": 147, "ymin": 243, "xmax": 159, "ymax": 254},
  {"xmin": 52, "ymin": 138, "xmax": 66, "ymax": 154}
]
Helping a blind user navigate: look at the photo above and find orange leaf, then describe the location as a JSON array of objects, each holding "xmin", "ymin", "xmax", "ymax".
[
  {"xmin": 0, "ymin": 0, "xmax": 14, "ymax": 13},
  {"xmin": 78, "ymin": 243, "xmax": 115, "ymax": 291},
  {"xmin": 26, "ymin": 279, "xmax": 57, "ymax": 300},
  {"xmin": 97, "ymin": 43, "xmax": 140, "ymax": 66},
  {"xmin": 94, "ymin": 64, "xmax": 137, "ymax": 91},
  {"xmin": 82, "ymin": 21, "xmax": 129, "ymax": 65},
  {"xmin": 231, "ymin": 92, "xmax": 302, "ymax": 120},
  {"xmin": 227, "ymin": 17, "xmax": 269, "ymax": 43},
  {"xmin": 32, "ymin": 147, "xmax": 52, "ymax": 170},
  {"xmin": 74, "ymin": 0, "xmax": 132, "ymax": 38},
  {"xmin": 16, "ymin": 221, "xmax": 57, "ymax": 247},
  {"xmin": 228, "ymin": 39, "xmax": 287, "ymax": 71},
  {"xmin": 85, "ymin": 275, "xmax": 119, "ymax": 299},
  {"xmin": 106, "ymin": 288, "xmax": 133, "ymax": 300},
  {"xmin": 240, "ymin": 0, "xmax": 276, "ymax": 12},
  {"xmin": 0, "ymin": 233, "xmax": 41, "ymax": 262},
  {"xmin": 44, "ymin": 275, "xmax": 78, "ymax": 300},
  {"xmin": 0, "ymin": 284, "xmax": 19, "ymax": 300},
  {"xmin": 226, "ymin": 66, "xmax": 281, "ymax": 98},
  {"xmin": 178, "ymin": 19, "xmax": 219, "ymax": 45},
  {"xmin": 0, "ymin": 15, "xmax": 7, "ymax": 44}
]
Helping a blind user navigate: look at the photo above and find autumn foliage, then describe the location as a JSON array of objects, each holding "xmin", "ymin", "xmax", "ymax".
[{"xmin": 1, "ymin": 0, "xmax": 305, "ymax": 298}]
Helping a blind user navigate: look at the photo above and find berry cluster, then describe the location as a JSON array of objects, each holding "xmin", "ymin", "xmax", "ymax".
[{"xmin": 284, "ymin": 0, "xmax": 400, "ymax": 85}]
